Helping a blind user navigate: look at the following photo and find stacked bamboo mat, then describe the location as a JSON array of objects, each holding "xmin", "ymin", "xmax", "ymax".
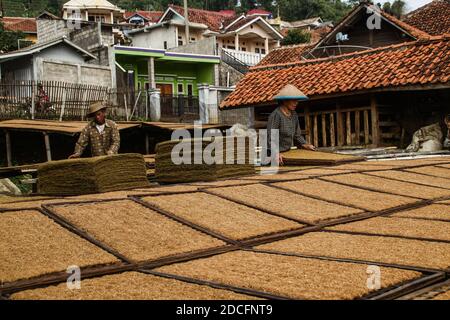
[
  {"xmin": 37, "ymin": 154, "xmax": 150, "ymax": 196},
  {"xmin": 155, "ymin": 137, "xmax": 256, "ymax": 183},
  {"xmin": 281, "ymin": 149, "xmax": 365, "ymax": 166}
]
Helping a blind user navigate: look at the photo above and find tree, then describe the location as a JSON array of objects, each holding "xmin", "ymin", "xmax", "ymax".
[
  {"xmin": 281, "ymin": 29, "xmax": 311, "ymax": 45},
  {"xmin": 0, "ymin": 21, "xmax": 26, "ymax": 53},
  {"xmin": 381, "ymin": 0, "xmax": 406, "ymax": 18}
]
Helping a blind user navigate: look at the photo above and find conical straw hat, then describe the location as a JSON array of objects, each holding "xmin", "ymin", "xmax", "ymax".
[
  {"xmin": 273, "ymin": 84, "xmax": 308, "ymax": 101},
  {"xmin": 87, "ymin": 101, "xmax": 108, "ymax": 117}
]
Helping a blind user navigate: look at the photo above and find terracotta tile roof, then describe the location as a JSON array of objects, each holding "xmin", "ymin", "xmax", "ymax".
[
  {"xmin": 124, "ymin": 11, "xmax": 163, "ymax": 23},
  {"xmin": 257, "ymin": 44, "xmax": 314, "ymax": 66},
  {"xmin": 225, "ymin": 16, "xmax": 259, "ymax": 32},
  {"xmin": 221, "ymin": 36, "xmax": 450, "ymax": 109},
  {"xmin": 404, "ymin": 0, "xmax": 450, "ymax": 36},
  {"xmin": 1, "ymin": 17, "xmax": 37, "ymax": 34},
  {"xmin": 168, "ymin": 5, "xmax": 237, "ymax": 32},
  {"xmin": 247, "ymin": 9, "xmax": 272, "ymax": 16}
]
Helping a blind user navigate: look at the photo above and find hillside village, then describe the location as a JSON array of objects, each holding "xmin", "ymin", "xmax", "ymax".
[{"xmin": 0, "ymin": 0, "xmax": 450, "ymax": 302}]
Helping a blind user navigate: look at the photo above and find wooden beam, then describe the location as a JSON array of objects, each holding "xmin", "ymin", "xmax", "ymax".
[
  {"xmin": 346, "ymin": 111, "xmax": 352, "ymax": 145},
  {"xmin": 313, "ymin": 115, "xmax": 319, "ymax": 147},
  {"xmin": 145, "ymin": 132, "xmax": 150, "ymax": 155},
  {"xmin": 364, "ymin": 110, "xmax": 370, "ymax": 145},
  {"xmin": 5, "ymin": 130, "xmax": 12, "ymax": 167},
  {"xmin": 330, "ymin": 113, "xmax": 336, "ymax": 147},
  {"xmin": 337, "ymin": 103, "xmax": 344, "ymax": 146},
  {"xmin": 43, "ymin": 132, "xmax": 52, "ymax": 162},
  {"xmin": 304, "ymin": 106, "xmax": 312, "ymax": 144},
  {"xmin": 355, "ymin": 110, "xmax": 361, "ymax": 145},
  {"xmin": 321, "ymin": 114, "xmax": 327, "ymax": 147},
  {"xmin": 371, "ymin": 94, "xmax": 380, "ymax": 146}
]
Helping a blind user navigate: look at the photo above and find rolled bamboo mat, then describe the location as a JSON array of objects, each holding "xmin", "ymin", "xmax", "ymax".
[
  {"xmin": 281, "ymin": 150, "xmax": 365, "ymax": 166},
  {"xmin": 155, "ymin": 137, "xmax": 256, "ymax": 184},
  {"xmin": 37, "ymin": 154, "xmax": 150, "ymax": 196}
]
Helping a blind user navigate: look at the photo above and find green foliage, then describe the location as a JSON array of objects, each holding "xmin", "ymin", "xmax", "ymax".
[
  {"xmin": 281, "ymin": 29, "xmax": 311, "ymax": 45},
  {"xmin": 381, "ymin": 0, "xmax": 406, "ymax": 18},
  {"xmin": 0, "ymin": 22, "xmax": 26, "ymax": 52},
  {"xmin": 2, "ymin": 0, "xmax": 355, "ymax": 24}
]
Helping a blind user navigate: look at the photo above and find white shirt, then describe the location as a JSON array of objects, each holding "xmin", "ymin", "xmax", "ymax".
[{"xmin": 96, "ymin": 123, "xmax": 106, "ymax": 134}]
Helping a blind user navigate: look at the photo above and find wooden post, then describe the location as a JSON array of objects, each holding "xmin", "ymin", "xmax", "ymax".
[
  {"xmin": 5, "ymin": 130, "xmax": 12, "ymax": 167},
  {"xmin": 337, "ymin": 103, "xmax": 344, "ymax": 146},
  {"xmin": 371, "ymin": 94, "xmax": 380, "ymax": 146},
  {"xmin": 330, "ymin": 113, "xmax": 336, "ymax": 147},
  {"xmin": 364, "ymin": 110, "xmax": 370, "ymax": 145},
  {"xmin": 321, "ymin": 114, "xmax": 327, "ymax": 147},
  {"xmin": 313, "ymin": 115, "xmax": 319, "ymax": 147},
  {"xmin": 355, "ymin": 110, "xmax": 361, "ymax": 145},
  {"xmin": 31, "ymin": 82, "xmax": 35, "ymax": 120},
  {"xmin": 145, "ymin": 132, "xmax": 150, "ymax": 155},
  {"xmin": 43, "ymin": 132, "xmax": 52, "ymax": 162},
  {"xmin": 124, "ymin": 94, "xmax": 129, "ymax": 121},
  {"xmin": 304, "ymin": 106, "xmax": 311, "ymax": 144},
  {"xmin": 59, "ymin": 90, "xmax": 66, "ymax": 122},
  {"xmin": 346, "ymin": 112, "xmax": 352, "ymax": 145}
]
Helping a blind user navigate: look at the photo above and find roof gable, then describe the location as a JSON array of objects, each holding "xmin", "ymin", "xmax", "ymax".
[
  {"xmin": 315, "ymin": 3, "xmax": 429, "ymax": 50},
  {"xmin": 0, "ymin": 37, "xmax": 96, "ymax": 61}
]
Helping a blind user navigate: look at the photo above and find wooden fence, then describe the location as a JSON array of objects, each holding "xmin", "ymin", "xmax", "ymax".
[{"xmin": 302, "ymin": 105, "xmax": 377, "ymax": 148}]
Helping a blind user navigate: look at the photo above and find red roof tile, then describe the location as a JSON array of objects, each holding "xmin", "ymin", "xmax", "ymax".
[
  {"xmin": 1, "ymin": 17, "xmax": 37, "ymax": 34},
  {"xmin": 124, "ymin": 11, "xmax": 163, "ymax": 23},
  {"xmin": 168, "ymin": 5, "xmax": 237, "ymax": 32},
  {"xmin": 258, "ymin": 44, "xmax": 314, "ymax": 66},
  {"xmin": 247, "ymin": 9, "xmax": 271, "ymax": 16},
  {"xmin": 221, "ymin": 36, "xmax": 450, "ymax": 109},
  {"xmin": 404, "ymin": 0, "xmax": 450, "ymax": 36},
  {"xmin": 225, "ymin": 16, "xmax": 259, "ymax": 32}
]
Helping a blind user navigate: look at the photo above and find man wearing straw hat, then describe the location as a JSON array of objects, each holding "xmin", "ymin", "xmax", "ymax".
[
  {"xmin": 267, "ymin": 84, "xmax": 316, "ymax": 165},
  {"xmin": 68, "ymin": 101, "xmax": 120, "ymax": 159}
]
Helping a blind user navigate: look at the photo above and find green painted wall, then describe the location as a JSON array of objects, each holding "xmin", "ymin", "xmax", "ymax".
[{"xmin": 116, "ymin": 54, "xmax": 216, "ymax": 96}]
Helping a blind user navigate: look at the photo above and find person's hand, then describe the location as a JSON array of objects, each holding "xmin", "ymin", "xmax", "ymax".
[
  {"xmin": 302, "ymin": 144, "xmax": 316, "ymax": 151},
  {"xmin": 68, "ymin": 154, "xmax": 80, "ymax": 159},
  {"xmin": 277, "ymin": 154, "xmax": 284, "ymax": 166}
]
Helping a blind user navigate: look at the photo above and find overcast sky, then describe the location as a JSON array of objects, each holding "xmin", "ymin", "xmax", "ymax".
[{"xmin": 375, "ymin": 0, "xmax": 433, "ymax": 13}]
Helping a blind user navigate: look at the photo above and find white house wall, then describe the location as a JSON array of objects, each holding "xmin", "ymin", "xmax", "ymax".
[{"xmin": 131, "ymin": 25, "xmax": 178, "ymax": 49}]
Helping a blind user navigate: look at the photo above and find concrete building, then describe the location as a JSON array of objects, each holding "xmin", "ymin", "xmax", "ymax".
[
  {"xmin": 62, "ymin": 0, "xmax": 125, "ymax": 24},
  {"xmin": 127, "ymin": 5, "xmax": 283, "ymax": 67},
  {"xmin": 0, "ymin": 37, "xmax": 112, "ymax": 87}
]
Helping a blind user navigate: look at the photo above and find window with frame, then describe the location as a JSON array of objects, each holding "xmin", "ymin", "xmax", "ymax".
[
  {"xmin": 187, "ymin": 84, "xmax": 193, "ymax": 97},
  {"xmin": 178, "ymin": 36, "xmax": 183, "ymax": 46},
  {"xmin": 177, "ymin": 83, "xmax": 184, "ymax": 95}
]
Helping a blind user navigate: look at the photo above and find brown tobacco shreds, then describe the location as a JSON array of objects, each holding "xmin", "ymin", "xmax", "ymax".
[
  {"xmin": 328, "ymin": 217, "xmax": 450, "ymax": 242},
  {"xmin": 258, "ymin": 232, "xmax": 450, "ymax": 270},
  {"xmin": 322, "ymin": 173, "xmax": 450, "ymax": 199},
  {"xmin": 207, "ymin": 184, "xmax": 362, "ymax": 223},
  {"xmin": 156, "ymin": 251, "xmax": 422, "ymax": 300},
  {"xmin": 0, "ymin": 210, "xmax": 118, "ymax": 283},
  {"xmin": 142, "ymin": 192, "xmax": 301, "ymax": 240},
  {"xmin": 274, "ymin": 179, "xmax": 415, "ymax": 211},
  {"xmin": 367, "ymin": 170, "xmax": 450, "ymax": 189},
  {"xmin": 391, "ymin": 204, "xmax": 450, "ymax": 221},
  {"xmin": 11, "ymin": 272, "xmax": 256, "ymax": 300},
  {"xmin": 52, "ymin": 200, "xmax": 225, "ymax": 263}
]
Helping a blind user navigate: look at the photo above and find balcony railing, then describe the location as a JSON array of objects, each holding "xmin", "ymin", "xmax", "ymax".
[{"xmin": 222, "ymin": 48, "xmax": 266, "ymax": 66}]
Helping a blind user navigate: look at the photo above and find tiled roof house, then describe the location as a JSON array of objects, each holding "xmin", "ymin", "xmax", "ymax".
[{"xmin": 220, "ymin": 2, "xmax": 450, "ymax": 150}]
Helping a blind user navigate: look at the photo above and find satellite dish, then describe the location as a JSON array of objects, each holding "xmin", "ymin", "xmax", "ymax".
[{"xmin": 336, "ymin": 32, "xmax": 349, "ymax": 42}]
